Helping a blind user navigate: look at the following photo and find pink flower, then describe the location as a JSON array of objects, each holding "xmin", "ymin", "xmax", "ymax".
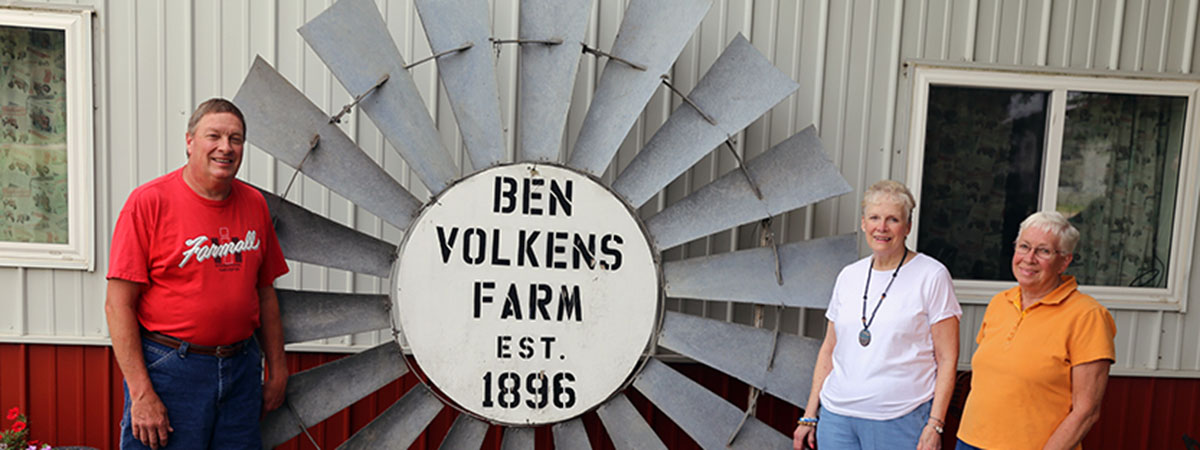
[
  {"xmin": 11, "ymin": 420, "xmax": 26, "ymax": 432},
  {"xmin": 5, "ymin": 406, "xmax": 17, "ymax": 420}
]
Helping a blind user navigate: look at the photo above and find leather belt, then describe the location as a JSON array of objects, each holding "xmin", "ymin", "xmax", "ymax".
[{"xmin": 142, "ymin": 330, "xmax": 249, "ymax": 358}]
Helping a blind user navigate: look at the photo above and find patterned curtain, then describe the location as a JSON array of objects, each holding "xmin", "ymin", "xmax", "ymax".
[
  {"xmin": 1059, "ymin": 93, "xmax": 1185, "ymax": 288},
  {"xmin": 0, "ymin": 25, "xmax": 68, "ymax": 243}
]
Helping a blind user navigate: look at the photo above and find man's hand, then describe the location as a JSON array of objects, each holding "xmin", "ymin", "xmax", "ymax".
[
  {"xmin": 130, "ymin": 391, "xmax": 173, "ymax": 449},
  {"xmin": 262, "ymin": 368, "xmax": 288, "ymax": 415}
]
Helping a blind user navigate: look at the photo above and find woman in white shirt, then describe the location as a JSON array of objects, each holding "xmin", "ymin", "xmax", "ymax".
[{"xmin": 793, "ymin": 180, "xmax": 962, "ymax": 450}]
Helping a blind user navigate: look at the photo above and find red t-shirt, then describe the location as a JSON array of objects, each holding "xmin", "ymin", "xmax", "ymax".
[{"xmin": 108, "ymin": 168, "xmax": 289, "ymax": 346}]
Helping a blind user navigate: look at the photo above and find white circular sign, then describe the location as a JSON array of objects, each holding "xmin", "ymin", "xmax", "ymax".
[{"xmin": 393, "ymin": 164, "xmax": 660, "ymax": 425}]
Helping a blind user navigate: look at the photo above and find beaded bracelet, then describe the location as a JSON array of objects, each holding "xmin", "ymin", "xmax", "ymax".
[{"xmin": 797, "ymin": 417, "xmax": 818, "ymax": 427}]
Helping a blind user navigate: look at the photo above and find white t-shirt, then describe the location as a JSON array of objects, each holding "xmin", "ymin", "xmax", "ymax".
[{"xmin": 820, "ymin": 252, "xmax": 961, "ymax": 420}]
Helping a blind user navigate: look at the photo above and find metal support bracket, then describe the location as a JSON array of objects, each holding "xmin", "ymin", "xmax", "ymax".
[
  {"xmin": 726, "ymin": 387, "xmax": 759, "ymax": 447},
  {"xmin": 285, "ymin": 399, "xmax": 323, "ymax": 450},
  {"xmin": 581, "ymin": 43, "xmax": 647, "ymax": 71},
  {"xmin": 404, "ymin": 41, "xmax": 475, "ymax": 70},
  {"xmin": 491, "ymin": 37, "xmax": 563, "ymax": 46},
  {"xmin": 278, "ymin": 134, "xmax": 322, "ymax": 202},
  {"xmin": 330, "ymin": 73, "xmax": 390, "ymax": 124},
  {"xmin": 723, "ymin": 139, "xmax": 765, "ymax": 201},
  {"xmin": 727, "ymin": 217, "xmax": 786, "ymax": 446},
  {"xmin": 491, "ymin": 37, "xmax": 563, "ymax": 57},
  {"xmin": 660, "ymin": 74, "xmax": 717, "ymax": 126},
  {"xmin": 659, "ymin": 72, "xmax": 768, "ymax": 203}
]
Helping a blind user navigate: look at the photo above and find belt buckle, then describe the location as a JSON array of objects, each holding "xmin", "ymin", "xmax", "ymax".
[{"xmin": 213, "ymin": 344, "xmax": 236, "ymax": 358}]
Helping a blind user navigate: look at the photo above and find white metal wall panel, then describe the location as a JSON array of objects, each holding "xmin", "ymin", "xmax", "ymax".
[{"xmin": 2, "ymin": 0, "xmax": 1200, "ymax": 376}]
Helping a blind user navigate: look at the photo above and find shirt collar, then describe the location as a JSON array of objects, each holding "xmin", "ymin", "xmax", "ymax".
[{"xmin": 1007, "ymin": 275, "xmax": 1078, "ymax": 311}]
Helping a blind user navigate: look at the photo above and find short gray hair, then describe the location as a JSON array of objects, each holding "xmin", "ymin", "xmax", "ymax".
[
  {"xmin": 861, "ymin": 180, "xmax": 916, "ymax": 221},
  {"xmin": 1019, "ymin": 211, "xmax": 1080, "ymax": 254}
]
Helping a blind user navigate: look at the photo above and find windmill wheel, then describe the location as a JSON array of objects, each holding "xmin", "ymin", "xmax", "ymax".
[{"xmin": 232, "ymin": 0, "xmax": 856, "ymax": 448}]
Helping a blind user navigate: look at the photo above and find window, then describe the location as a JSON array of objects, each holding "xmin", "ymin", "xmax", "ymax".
[
  {"xmin": 906, "ymin": 65, "xmax": 1200, "ymax": 310},
  {"xmin": 0, "ymin": 6, "xmax": 94, "ymax": 270}
]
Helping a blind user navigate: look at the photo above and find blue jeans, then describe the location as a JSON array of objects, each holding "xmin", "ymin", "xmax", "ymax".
[
  {"xmin": 816, "ymin": 400, "xmax": 932, "ymax": 450},
  {"xmin": 956, "ymin": 438, "xmax": 984, "ymax": 449},
  {"xmin": 121, "ymin": 336, "xmax": 262, "ymax": 450}
]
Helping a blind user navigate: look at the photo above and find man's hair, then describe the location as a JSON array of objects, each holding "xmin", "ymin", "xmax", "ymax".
[
  {"xmin": 187, "ymin": 98, "xmax": 246, "ymax": 137},
  {"xmin": 861, "ymin": 179, "xmax": 916, "ymax": 222},
  {"xmin": 1019, "ymin": 211, "xmax": 1081, "ymax": 254}
]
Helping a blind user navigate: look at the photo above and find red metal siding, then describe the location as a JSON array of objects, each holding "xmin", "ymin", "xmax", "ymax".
[{"xmin": 2, "ymin": 343, "xmax": 1197, "ymax": 449}]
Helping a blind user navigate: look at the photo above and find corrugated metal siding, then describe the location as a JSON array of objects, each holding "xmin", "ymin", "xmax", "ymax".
[
  {"xmin": 2, "ymin": 343, "xmax": 1197, "ymax": 449},
  {"xmin": 0, "ymin": 0, "xmax": 1199, "ymax": 375}
]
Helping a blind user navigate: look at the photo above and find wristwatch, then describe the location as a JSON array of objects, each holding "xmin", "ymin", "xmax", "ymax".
[{"xmin": 930, "ymin": 422, "xmax": 944, "ymax": 435}]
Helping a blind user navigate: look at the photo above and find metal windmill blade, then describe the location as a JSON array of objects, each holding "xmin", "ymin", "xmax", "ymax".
[
  {"xmin": 567, "ymin": 0, "xmax": 713, "ymax": 176},
  {"xmin": 275, "ymin": 289, "xmax": 391, "ymax": 345},
  {"xmin": 517, "ymin": 0, "xmax": 593, "ymax": 162},
  {"xmin": 257, "ymin": 188, "xmax": 396, "ymax": 278},
  {"xmin": 261, "ymin": 342, "xmax": 408, "ymax": 447},
  {"xmin": 298, "ymin": 0, "xmax": 459, "ymax": 195},
  {"xmin": 414, "ymin": 0, "xmax": 507, "ymax": 170},
  {"xmin": 633, "ymin": 358, "xmax": 793, "ymax": 449},
  {"xmin": 235, "ymin": 58, "xmax": 422, "ymax": 231},
  {"xmin": 657, "ymin": 311, "xmax": 822, "ymax": 407},
  {"xmin": 646, "ymin": 126, "xmax": 852, "ymax": 250},
  {"xmin": 611, "ymin": 33, "xmax": 799, "ymax": 208},
  {"xmin": 237, "ymin": 0, "xmax": 857, "ymax": 448},
  {"xmin": 664, "ymin": 234, "xmax": 857, "ymax": 309}
]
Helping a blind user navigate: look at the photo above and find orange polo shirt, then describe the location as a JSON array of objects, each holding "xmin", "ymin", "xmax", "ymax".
[{"xmin": 958, "ymin": 276, "xmax": 1115, "ymax": 450}]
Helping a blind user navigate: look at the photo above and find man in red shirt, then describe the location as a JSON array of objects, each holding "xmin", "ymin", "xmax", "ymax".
[{"xmin": 105, "ymin": 98, "xmax": 289, "ymax": 449}]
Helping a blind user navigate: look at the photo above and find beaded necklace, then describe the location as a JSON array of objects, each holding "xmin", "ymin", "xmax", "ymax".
[{"xmin": 859, "ymin": 247, "xmax": 908, "ymax": 347}]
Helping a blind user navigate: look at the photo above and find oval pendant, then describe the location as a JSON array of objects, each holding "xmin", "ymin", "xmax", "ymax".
[{"xmin": 858, "ymin": 328, "xmax": 871, "ymax": 347}]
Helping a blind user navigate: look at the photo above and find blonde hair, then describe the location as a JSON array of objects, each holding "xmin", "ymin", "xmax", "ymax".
[
  {"xmin": 861, "ymin": 180, "xmax": 916, "ymax": 221},
  {"xmin": 1019, "ymin": 211, "xmax": 1080, "ymax": 254}
]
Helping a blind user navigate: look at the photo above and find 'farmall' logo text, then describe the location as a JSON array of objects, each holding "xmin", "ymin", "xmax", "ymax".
[{"xmin": 178, "ymin": 229, "xmax": 261, "ymax": 268}]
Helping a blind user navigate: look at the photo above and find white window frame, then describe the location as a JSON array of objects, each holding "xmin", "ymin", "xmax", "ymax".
[
  {"xmin": 0, "ymin": 6, "xmax": 94, "ymax": 270},
  {"xmin": 905, "ymin": 64, "xmax": 1200, "ymax": 312}
]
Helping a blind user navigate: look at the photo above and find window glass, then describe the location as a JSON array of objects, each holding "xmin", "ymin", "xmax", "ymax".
[
  {"xmin": 0, "ymin": 25, "xmax": 68, "ymax": 244},
  {"xmin": 1058, "ymin": 92, "xmax": 1186, "ymax": 287},
  {"xmin": 917, "ymin": 86, "xmax": 1046, "ymax": 282}
]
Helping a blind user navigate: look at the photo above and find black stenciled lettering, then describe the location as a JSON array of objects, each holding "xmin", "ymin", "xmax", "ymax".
[
  {"xmin": 552, "ymin": 372, "xmax": 576, "ymax": 408},
  {"xmin": 497, "ymin": 335, "xmax": 512, "ymax": 358},
  {"xmin": 540, "ymin": 336, "xmax": 556, "ymax": 359},
  {"xmin": 494, "ymin": 176, "xmax": 517, "ymax": 213},
  {"xmin": 436, "ymin": 226, "xmax": 458, "ymax": 264},
  {"xmin": 482, "ymin": 372, "xmax": 494, "ymax": 408},
  {"xmin": 523, "ymin": 178, "xmax": 544, "ymax": 215},
  {"xmin": 518, "ymin": 230, "xmax": 540, "ymax": 267},
  {"xmin": 498, "ymin": 372, "xmax": 520, "ymax": 408},
  {"xmin": 557, "ymin": 285, "xmax": 582, "ymax": 322},
  {"xmin": 500, "ymin": 284, "xmax": 522, "ymax": 320},
  {"xmin": 463, "ymin": 228, "xmax": 486, "ymax": 264},
  {"xmin": 571, "ymin": 234, "xmax": 595, "ymax": 269},
  {"xmin": 529, "ymin": 283, "xmax": 553, "ymax": 320},
  {"xmin": 490, "ymin": 228, "xmax": 511, "ymax": 266},
  {"xmin": 601, "ymin": 234, "xmax": 624, "ymax": 270},
  {"xmin": 548, "ymin": 179, "xmax": 572, "ymax": 216},
  {"xmin": 546, "ymin": 231, "xmax": 568, "ymax": 269},
  {"xmin": 525, "ymin": 373, "xmax": 549, "ymax": 409},
  {"xmin": 473, "ymin": 280, "xmax": 495, "ymax": 318},
  {"xmin": 518, "ymin": 336, "xmax": 535, "ymax": 359}
]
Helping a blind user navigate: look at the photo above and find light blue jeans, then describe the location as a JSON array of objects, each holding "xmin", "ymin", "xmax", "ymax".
[
  {"xmin": 120, "ymin": 336, "xmax": 262, "ymax": 450},
  {"xmin": 816, "ymin": 399, "xmax": 932, "ymax": 450}
]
